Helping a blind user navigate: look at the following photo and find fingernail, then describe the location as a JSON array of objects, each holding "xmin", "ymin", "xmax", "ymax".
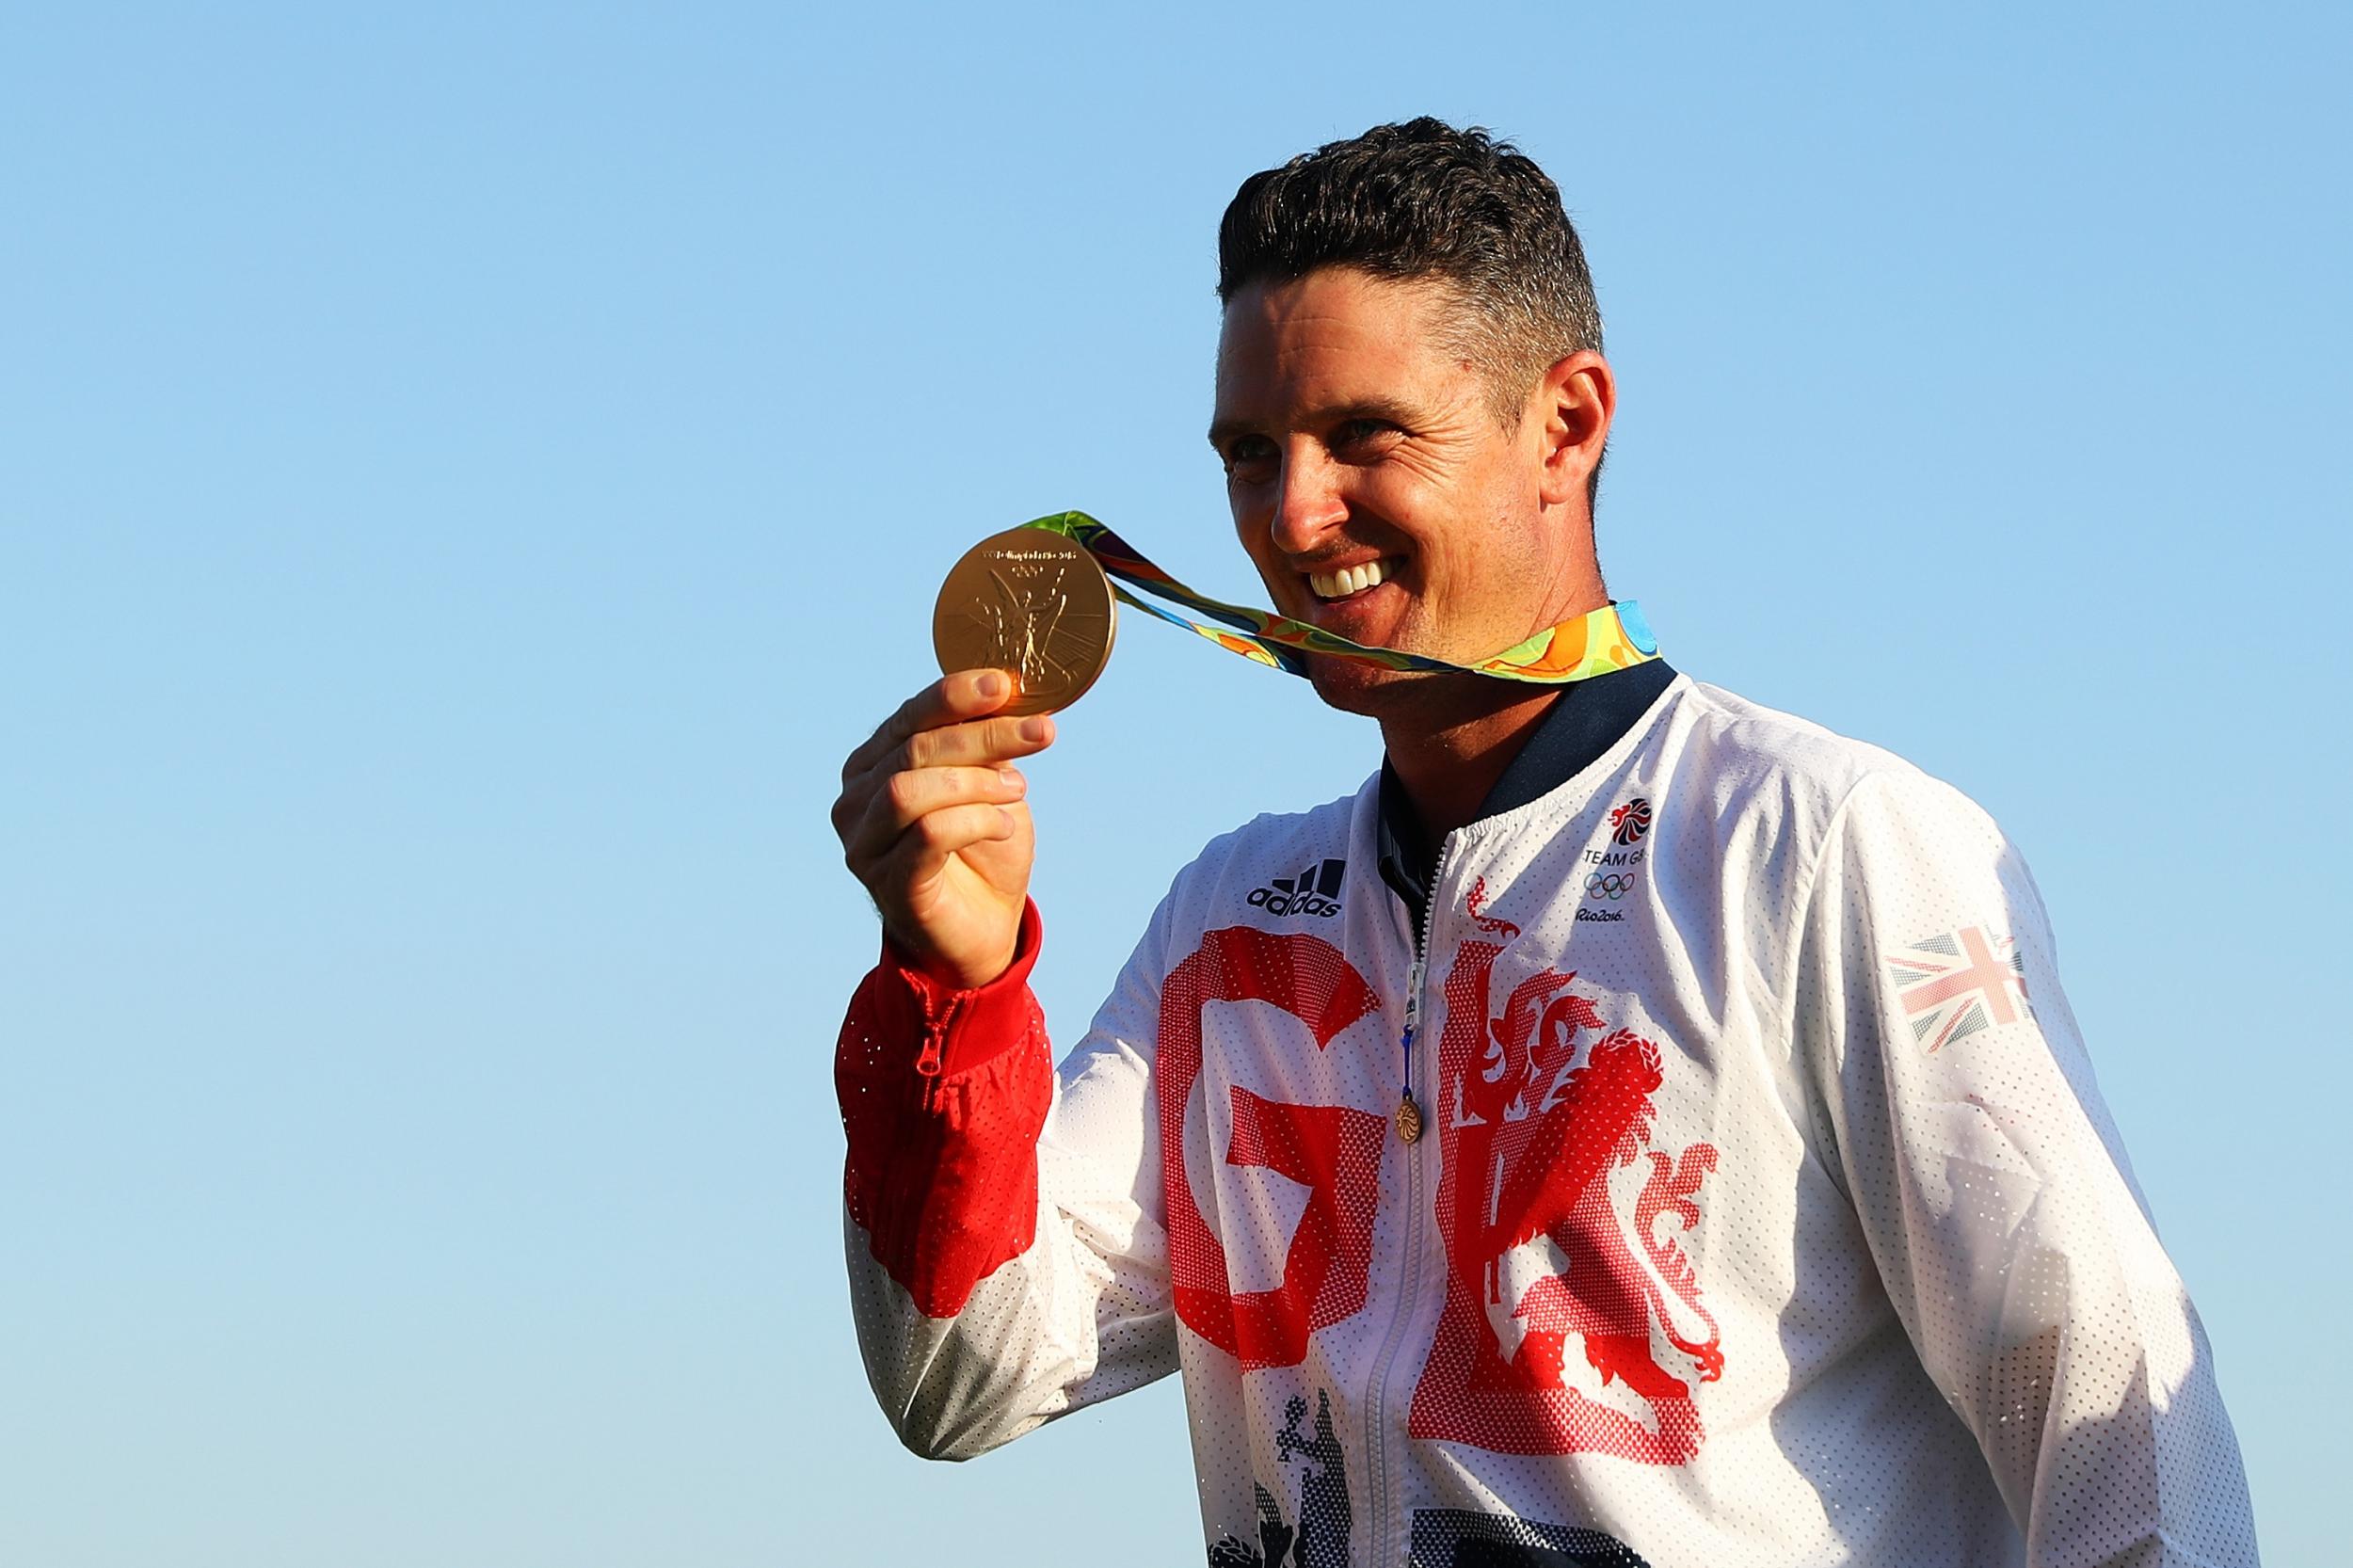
[
  {"xmin": 976, "ymin": 672, "xmax": 1006, "ymax": 699},
  {"xmin": 998, "ymin": 768, "xmax": 1025, "ymax": 792},
  {"xmin": 1018, "ymin": 717, "xmax": 1049, "ymax": 742}
]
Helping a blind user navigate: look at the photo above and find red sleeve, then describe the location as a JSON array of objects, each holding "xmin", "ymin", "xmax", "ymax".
[{"xmin": 834, "ymin": 901, "xmax": 1053, "ymax": 1318}]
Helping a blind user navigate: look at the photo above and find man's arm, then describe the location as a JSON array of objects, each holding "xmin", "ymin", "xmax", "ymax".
[
  {"xmin": 1795, "ymin": 769, "xmax": 2258, "ymax": 1566},
  {"xmin": 835, "ymin": 899, "xmax": 1176, "ymax": 1459},
  {"xmin": 830, "ymin": 671, "xmax": 1176, "ymax": 1458}
]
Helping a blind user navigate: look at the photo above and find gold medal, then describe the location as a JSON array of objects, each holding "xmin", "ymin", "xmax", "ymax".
[{"xmin": 933, "ymin": 526, "xmax": 1117, "ymax": 715}]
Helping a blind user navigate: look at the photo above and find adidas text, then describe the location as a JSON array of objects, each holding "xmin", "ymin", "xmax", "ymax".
[{"xmin": 1250, "ymin": 857, "xmax": 1346, "ymax": 919}]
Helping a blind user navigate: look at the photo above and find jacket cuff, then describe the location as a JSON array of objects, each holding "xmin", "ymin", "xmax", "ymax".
[{"xmin": 878, "ymin": 900, "xmax": 1044, "ymax": 1080}]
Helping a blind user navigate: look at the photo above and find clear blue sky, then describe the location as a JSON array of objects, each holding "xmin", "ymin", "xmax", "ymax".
[{"xmin": 5, "ymin": 5, "xmax": 2345, "ymax": 1564}]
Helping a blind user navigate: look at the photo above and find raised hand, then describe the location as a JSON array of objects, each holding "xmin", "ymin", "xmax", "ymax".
[{"xmin": 833, "ymin": 668, "xmax": 1055, "ymax": 989}]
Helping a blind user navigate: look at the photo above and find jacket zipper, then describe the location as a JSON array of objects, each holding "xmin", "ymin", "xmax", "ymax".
[
  {"xmin": 912, "ymin": 994, "xmax": 961, "ymax": 1110},
  {"xmin": 1364, "ymin": 835, "xmax": 1449, "ymax": 1566}
]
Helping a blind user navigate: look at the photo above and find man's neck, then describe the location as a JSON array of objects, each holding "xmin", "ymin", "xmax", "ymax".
[{"xmin": 1379, "ymin": 685, "xmax": 1561, "ymax": 840}]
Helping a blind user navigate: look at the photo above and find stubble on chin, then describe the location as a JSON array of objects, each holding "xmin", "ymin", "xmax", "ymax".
[
  {"xmin": 1305, "ymin": 657, "xmax": 1399, "ymax": 718},
  {"xmin": 1307, "ymin": 653, "xmax": 1552, "ymax": 754},
  {"xmin": 1305, "ymin": 657, "xmax": 1474, "ymax": 725}
]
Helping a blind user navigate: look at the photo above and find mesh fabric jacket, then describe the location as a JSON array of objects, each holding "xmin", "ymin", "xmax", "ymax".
[{"xmin": 835, "ymin": 676, "xmax": 2257, "ymax": 1568}]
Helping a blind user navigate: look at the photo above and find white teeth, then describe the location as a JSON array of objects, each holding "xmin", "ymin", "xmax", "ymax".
[{"xmin": 1308, "ymin": 558, "xmax": 1392, "ymax": 600}]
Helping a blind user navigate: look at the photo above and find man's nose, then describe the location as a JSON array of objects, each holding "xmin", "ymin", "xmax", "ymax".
[{"xmin": 1267, "ymin": 451, "xmax": 1348, "ymax": 557}]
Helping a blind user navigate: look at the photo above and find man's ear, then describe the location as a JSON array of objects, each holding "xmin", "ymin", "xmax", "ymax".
[{"xmin": 1532, "ymin": 350, "xmax": 1615, "ymax": 510}]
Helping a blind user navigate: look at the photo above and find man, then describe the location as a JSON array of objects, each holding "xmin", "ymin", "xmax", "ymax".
[{"xmin": 830, "ymin": 120, "xmax": 2257, "ymax": 1567}]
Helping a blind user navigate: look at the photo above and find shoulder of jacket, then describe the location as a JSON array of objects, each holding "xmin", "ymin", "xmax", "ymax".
[
  {"xmin": 1191, "ymin": 787, "xmax": 1362, "ymax": 871},
  {"xmin": 1662, "ymin": 680, "xmax": 2015, "ymax": 907},
  {"xmin": 1673, "ymin": 678, "xmax": 1983, "ymax": 817},
  {"xmin": 1157, "ymin": 782, "xmax": 1368, "ymax": 905}
]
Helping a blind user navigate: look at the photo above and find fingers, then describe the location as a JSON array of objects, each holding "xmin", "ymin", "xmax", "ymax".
[
  {"xmin": 876, "ymin": 801, "xmax": 1023, "ymax": 890},
  {"xmin": 834, "ymin": 669, "xmax": 1049, "ymax": 853},
  {"xmin": 893, "ymin": 711, "xmax": 1053, "ymax": 774},
  {"xmin": 842, "ymin": 668, "xmax": 1024, "ymax": 781},
  {"xmin": 840, "ymin": 763, "xmax": 1030, "ymax": 868},
  {"xmin": 832, "ymin": 669, "xmax": 1055, "ymax": 946},
  {"xmin": 840, "ymin": 702, "xmax": 1053, "ymax": 815}
]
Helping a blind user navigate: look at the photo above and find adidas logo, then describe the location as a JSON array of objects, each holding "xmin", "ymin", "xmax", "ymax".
[{"xmin": 1248, "ymin": 857, "xmax": 1345, "ymax": 919}]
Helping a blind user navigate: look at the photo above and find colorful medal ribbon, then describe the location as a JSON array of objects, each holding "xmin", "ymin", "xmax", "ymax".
[{"xmin": 1020, "ymin": 511, "xmax": 1659, "ymax": 685}]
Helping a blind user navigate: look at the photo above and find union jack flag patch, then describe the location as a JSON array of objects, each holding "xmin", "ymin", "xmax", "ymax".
[{"xmin": 1885, "ymin": 925, "xmax": 2030, "ymax": 1052}]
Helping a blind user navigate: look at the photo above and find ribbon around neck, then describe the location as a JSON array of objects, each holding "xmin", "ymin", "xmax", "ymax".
[{"xmin": 1019, "ymin": 511, "xmax": 1659, "ymax": 686}]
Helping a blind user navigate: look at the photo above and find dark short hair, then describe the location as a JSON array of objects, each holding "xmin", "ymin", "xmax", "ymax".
[{"xmin": 1218, "ymin": 118, "xmax": 1608, "ymax": 499}]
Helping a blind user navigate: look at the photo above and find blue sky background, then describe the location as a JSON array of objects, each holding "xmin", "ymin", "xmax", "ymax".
[{"xmin": 5, "ymin": 4, "xmax": 2346, "ymax": 1563}]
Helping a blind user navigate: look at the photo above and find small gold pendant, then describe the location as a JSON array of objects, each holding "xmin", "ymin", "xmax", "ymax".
[{"xmin": 1395, "ymin": 1093, "xmax": 1424, "ymax": 1144}]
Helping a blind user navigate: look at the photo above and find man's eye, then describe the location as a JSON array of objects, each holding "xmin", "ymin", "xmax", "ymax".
[
  {"xmin": 1223, "ymin": 438, "xmax": 1277, "ymax": 477},
  {"xmin": 1334, "ymin": 419, "xmax": 1393, "ymax": 453}
]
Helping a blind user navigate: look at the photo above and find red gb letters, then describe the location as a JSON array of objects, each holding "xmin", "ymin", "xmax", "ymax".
[
  {"xmin": 1407, "ymin": 936, "xmax": 1725, "ymax": 1463},
  {"xmin": 1159, "ymin": 927, "xmax": 1387, "ymax": 1372},
  {"xmin": 1153, "ymin": 917, "xmax": 1723, "ymax": 1440}
]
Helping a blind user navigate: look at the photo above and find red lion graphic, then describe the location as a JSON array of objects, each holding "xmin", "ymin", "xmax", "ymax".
[{"xmin": 1408, "ymin": 914, "xmax": 1723, "ymax": 1463}]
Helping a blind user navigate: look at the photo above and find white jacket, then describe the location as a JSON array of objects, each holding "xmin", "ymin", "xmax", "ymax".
[{"xmin": 835, "ymin": 676, "xmax": 2256, "ymax": 1567}]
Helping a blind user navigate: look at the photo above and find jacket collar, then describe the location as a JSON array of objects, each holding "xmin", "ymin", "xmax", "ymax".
[{"xmin": 1376, "ymin": 659, "xmax": 1678, "ymax": 928}]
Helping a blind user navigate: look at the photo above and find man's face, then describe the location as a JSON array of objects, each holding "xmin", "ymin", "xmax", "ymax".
[{"xmin": 1209, "ymin": 267, "xmax": 1580, "ymax": 718}]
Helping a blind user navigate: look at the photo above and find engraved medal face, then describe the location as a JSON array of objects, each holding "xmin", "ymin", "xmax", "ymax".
[{"xmin": 932, "ymin": 527, "xmax": 1117, "ymax": 714}]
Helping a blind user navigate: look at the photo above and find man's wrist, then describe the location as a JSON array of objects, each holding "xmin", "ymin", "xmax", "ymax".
[
  {"xmin": 888, "ymin": 932, "xmax": 1018, "ymax": 993},
  {"xmin": 877, "ymin": 902, "xmax": 1045, "ymax": 1077}
]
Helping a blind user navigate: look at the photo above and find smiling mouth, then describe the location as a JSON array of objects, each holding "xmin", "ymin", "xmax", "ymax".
[{"xmin": 1306, "ymin": 556, "xmax": 1402, "ymax": 601}]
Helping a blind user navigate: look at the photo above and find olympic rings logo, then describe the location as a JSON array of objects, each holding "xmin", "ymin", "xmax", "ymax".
[{"xmin": 1586, "ymin": 872, "xmax": 1637, "ymax": 901}]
